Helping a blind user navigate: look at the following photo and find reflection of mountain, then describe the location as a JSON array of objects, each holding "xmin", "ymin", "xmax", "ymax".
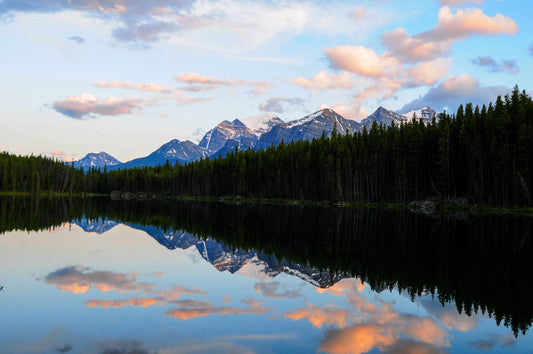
[
  {"xmin": 76, "ymin": 218, "xmax": 342, "ymax": 288},
  {"xmin": 75, "ymin": 217, "xmax": 118, "ymax": 234}
]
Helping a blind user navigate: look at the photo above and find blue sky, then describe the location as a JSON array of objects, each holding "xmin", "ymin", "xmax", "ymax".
[{"xmin": 0, "ymin": 0, "xmax": 531, "ymax": 162}]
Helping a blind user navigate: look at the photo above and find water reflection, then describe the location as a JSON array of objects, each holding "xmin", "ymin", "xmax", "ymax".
[{"xmin": 1, "ymin": 197, "xmax": 532, "ymax": 353}]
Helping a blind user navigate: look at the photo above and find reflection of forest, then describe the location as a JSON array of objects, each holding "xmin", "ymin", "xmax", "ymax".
[{"xmin": 1, "ymin": 197, "xmax": 532, "ymax": 335}]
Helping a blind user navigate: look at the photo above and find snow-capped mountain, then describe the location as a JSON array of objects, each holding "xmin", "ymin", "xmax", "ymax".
[
  {"xmin": 73, "ymin": 151, "xmax": 121, "ymax": 170},
  {"xmin": 241, "ymin": 113, "xmax": 284, "ymax": 136},
  {"xmin": 256, "ymin": 108, "xmax": 362, "ymax": 150},
  {"xmin": 115, "ymin": 139, "xmax": 208, "ymax": 170},
  {"xmin": 403, "ymin": 106, "xmax": 436, "ymax": 123},
  {"xmin": 76, "ymin": 105, "xmax": 434, "ymax": 169},
  {"xmin": 199, "ymin": 119, "xmax": 257, "ymax": 156},
  {"xmin": 361, "ymin": 106, "xmax": 409, "ymax": 129}
]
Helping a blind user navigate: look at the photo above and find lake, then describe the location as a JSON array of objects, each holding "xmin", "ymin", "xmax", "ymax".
[{"xmin": 0, "ymin": 197, "xmax": 532, "ymax": 353}]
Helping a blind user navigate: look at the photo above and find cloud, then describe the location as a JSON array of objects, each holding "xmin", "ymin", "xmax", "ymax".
[
  {"xmin": 382, "ymin": 6, "xmax": 518, "ymax": 62},
  {"xmin": 174, "ymin": 72, "xmax": 274, "ymax": 92},
  {"xmin": 43, "ymin": 265, "xmax": 154, "ymax": 294},
  {"xmin": 529, "ymin": 44, "xmax": 533, "ymax": 57},
  {"xmin": 471, "ymin": 56, "xmax": 520, "ymax": 74},
  {"xmin": 52, "ymin": 93, "xmax": 144, "ymax": 119},
  {"xmin": 290, "ymin": 71, "xmax": 353, "ymax": 92},
  {"xmin": 325, "ymin": 46, "xmax": 400, "ymax": 78},
  {"xmin": 161, "ymin": 90, "xmax": 213, "ymax": 106},
  {"xmin": 399, "ymin": 74, "xmax": 510, "ymax": 113},
  {"xmin": 48, "ymin": 151, "xmax": 77, "ymax": 163},
  {"xmin": 407, "ymin": 58, "xmax": 452, "ymax": 87},
  {"xmin": 350, "ymin": 7, "xmax": 366, "ymax": 22},
  {"xmin": 438, "ymin": 0, "xmax": 484, "ymax": 5},
  {"xmin": 259, "ymin": 97, "xmax": 305, "ymax": 113},
  {"xmin": 95, "ymin": 80, "xmax": 171, "ymax": 93},
  {"xmin": 67, "ymin": 36, "xmax": 85, "ymax": 44},
  {"xmin": 254, "ymin": 282, "xmax": 302, "ymax": 299},
  {"xmin": 165, "ymin": 298, "xmax": 271, "ymax": 321}
]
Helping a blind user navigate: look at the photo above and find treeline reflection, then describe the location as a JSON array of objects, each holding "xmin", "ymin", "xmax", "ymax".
[{"xmin": 1, "ymin": 197, "xmax": 531, "ymax": 335}]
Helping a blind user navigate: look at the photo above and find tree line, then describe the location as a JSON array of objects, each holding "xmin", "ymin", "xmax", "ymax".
[{"xmin": 1, "ymin": 86, "xmax": 532, "ymax": 206}]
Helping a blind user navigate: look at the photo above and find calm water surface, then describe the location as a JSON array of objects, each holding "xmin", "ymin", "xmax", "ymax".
[{"xmin": 0, "ymin": 198, "xmax": 532, "ymax": 353}]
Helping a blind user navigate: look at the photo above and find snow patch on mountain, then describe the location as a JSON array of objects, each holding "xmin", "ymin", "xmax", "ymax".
[{"xmin": 241, "ymin": 113, "xmax": 284, "ymax": 136}]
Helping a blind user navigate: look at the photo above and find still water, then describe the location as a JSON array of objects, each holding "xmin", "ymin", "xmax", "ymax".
[{"xmin": 0, "ymin": 197, "xmax": 532, "ymax": 353}]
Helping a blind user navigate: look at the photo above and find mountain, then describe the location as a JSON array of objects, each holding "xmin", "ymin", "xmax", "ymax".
[
  {"xmin": 403, "ymin": 106, "xmax": 436, "ymax": 124},
  {"xmin": 199, "ymin": 119, "xmax": 257, "ymax": 156},
  {"xmin": 75, "ymin": 105, "xmax": 435, "ymax": 170},
  {"xmin": 256, "ymin": 108, "xmax": 362, "ymax": 150},
  {"xmin": 361, "ymin": 106, "xmax": 409, "ymax": 129},
  {"xmin": 114, "ymin": 139, "xmax": 207, "ymax": 169},
  {"xmin": 73, "ymin": 152, "xmax": 121, "ymax": 170},
  {"xmin": 241, "ymin": 113, "xmax": 284, "ymax": 136}
]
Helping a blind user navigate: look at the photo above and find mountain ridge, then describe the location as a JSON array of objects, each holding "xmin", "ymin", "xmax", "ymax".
[{"xmin": 75, "ymin": 105, "xmax": 434, "ymax": 170}]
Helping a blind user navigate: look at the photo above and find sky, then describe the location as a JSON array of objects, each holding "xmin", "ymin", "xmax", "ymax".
[{"xmin": 0, "ymin": 0, "xmax": 531, "ymax": 162}]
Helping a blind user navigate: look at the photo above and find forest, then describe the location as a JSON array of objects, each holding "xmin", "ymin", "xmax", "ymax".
[{"xmin": 1, "ymin": 86, "xmax": 532, "ymax": 206}]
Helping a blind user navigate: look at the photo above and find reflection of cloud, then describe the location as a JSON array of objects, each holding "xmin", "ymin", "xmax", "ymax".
[
  {"xmin": 14, "ymin": 326, "xmax": 72, "ymax": 354},
  {"xmin": 166, "ymin": 298, "xmax": 271, "ymax": 321},
  {"xmin": 286, "ymin": 278, "xmax": 451, "ymax": 353},
  {"xmin": 469, "ymin": 333, "xmax": 516, "ymax": 351},
  {"xmin": 44, "ymin": 266, "xmax": 154, "ymax": 294},
  {"xmin": 86, "ymin": 297, "xmax": 163, "ymax": 309},
  {"xmin": 384, "ymin": 339, "xmax": 446, "ymax": 354},
  {"xmin": 155, "ymin": 284, "xmax": 207, "ymax": 300},
  {"xmin": 319, "ymin": 324, "xmax": 395, "ymax": 354},
  {"xmin": 254, "ymin": 281, "xmax": 302, "ymax": 299},
  {"xmin": 94, "ymin": 339, "xmax": 152, "ymax": 354},
  {"xmin": 285, "ymin": 304, "xmax": 349, "ymax": 329}
]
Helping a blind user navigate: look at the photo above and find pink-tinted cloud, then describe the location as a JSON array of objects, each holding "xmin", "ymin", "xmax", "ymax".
[
  {"xmin": 48, "ymin": 151, "xmax": 78, "ymax": 163},
  {"xmin": 324, "ymin": 46, "xmax": 400, "ymax": 78},
  {"xmin": 165, "ymin": 298, "xmax": 271, "ymax": 321},
  {"xmin": 95, "ymin": 80, "xmax": 171, "ymax": 93},
  {"xmin": 44, "ymin": 266, "xmax": 154, "ymax": 294},
  {"xmin": 161, "ymin": 90, "xmax": 213, "ymax": 106},
  {"xmin": 154, "ymin": 284, "xmax": 208, "ymax": 300},
  {"xmin": 290, "ymin": 71, "xmax": 353, "ymax": 92},
  {"xmin": 350, "ymin": 6, "xmax": 366, "ymax": 22},
  {"xmin": 86, "ymin": 297, "xmax": 163, "ymax": 308},
  {"xmin": 407, "ymin": 58, "xmax": 452, "ymax": 87},
  {"xmin": 318, "ymin": 324, "xmax": 395, "ymax": 354},
  {"xmin": 383, "ymin": 6, "xmax": 518, "ymax": 62},
  {"xmin": 285, "ymin": 304, "xmax": 350, "ymax": 329},
  {"xmin": 52, "ymin": 93, "xmax": 144, "ymax": 119},
  {"xmin": 428, "ymin": 6, "xmax": 518, "ymax": 41},
  {"xmin": 439, "ymin": 0, "xmax": 484, "ymax": 5},
  {"xmin": 382, "ymin": 27, "xmax": 450, "ymax": 63},
  {"xmin": 174, "ymin": 72, "xmax": 274, "ymax": 92}
]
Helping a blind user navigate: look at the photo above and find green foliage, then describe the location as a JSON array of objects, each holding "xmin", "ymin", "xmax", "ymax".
[{"xmin": 2, "ymin": 87, "xmax": 532, "ymax": 206}]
